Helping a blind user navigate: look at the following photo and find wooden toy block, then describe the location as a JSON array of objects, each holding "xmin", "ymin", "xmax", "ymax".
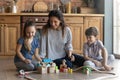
[
  {"xmin": 60, "ymin": 59, "xmax": 67, "ymax": 69},
  {"xmin": 63, "ymin": 68, "xmax": 68, "ymax": 73},
  {"xmin": 55, "ymin": 69, "xmax": 59, "ymax": 73},
  {"xmin": 48, "ymin": 66, "xmax": 55, "ymax": 73},
  {"xmin": 37, "ymin": 66, "xmax": 47, "ymax": 74}
]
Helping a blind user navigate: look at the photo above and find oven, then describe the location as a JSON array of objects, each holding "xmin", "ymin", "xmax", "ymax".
[{"xmin": 21, "ymin": 16, "xmax": 48, "ymax": 38}]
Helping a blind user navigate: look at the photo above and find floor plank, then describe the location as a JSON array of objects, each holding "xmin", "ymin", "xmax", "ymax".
[{"xmin": 0, "ymin": 57, "xmax": 120, "ymax": 80}]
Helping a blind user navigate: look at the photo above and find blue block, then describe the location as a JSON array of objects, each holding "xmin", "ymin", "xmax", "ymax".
[{"xmin": 42, "ymin": 58, "xmax": 53, "ymax": 63}]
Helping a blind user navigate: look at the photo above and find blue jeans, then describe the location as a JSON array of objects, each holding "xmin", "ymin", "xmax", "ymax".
[{"xmin": 53, "ymin": 54, "xmax": 85, "ymax": 69}]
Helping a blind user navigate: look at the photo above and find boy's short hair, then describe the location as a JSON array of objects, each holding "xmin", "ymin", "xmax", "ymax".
[{"xmin": 85, "ymin": 27, "xmax": 98, "ymax": 37}]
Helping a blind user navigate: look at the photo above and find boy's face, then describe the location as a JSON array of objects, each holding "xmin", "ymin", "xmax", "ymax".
[{"xmin": 86, "ymin": 35, "xmax": 96, "ymax": 44}]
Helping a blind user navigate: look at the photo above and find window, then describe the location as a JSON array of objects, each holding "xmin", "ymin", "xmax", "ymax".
[{"xmin": 113, "ymin": 0, "xmax": 120, "ymax": 57}]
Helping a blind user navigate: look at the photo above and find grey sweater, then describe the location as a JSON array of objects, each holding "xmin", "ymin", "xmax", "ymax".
[{"xmin": 40, "ymin": 27, "xmax": 73, "ymax": 60}]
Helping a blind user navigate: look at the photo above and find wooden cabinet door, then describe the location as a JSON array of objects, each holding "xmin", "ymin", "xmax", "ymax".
[
  {"xmin": 68, "ymin": 24, "xmax": 83, "ymax": 54},
  {"xmin": 84, "ymin": 17, "xmax": 103, "ymax": 42},
  {"xmin": 65, "ymin": 16, "xmax": 84, "ymax": 54},
  {"xmin": 4, "ymin": 24, "xmax": 20, "ymax": 55},
  {"xmin": 0, "ymin": 24, "xmax": 4, "ymax": 55}
]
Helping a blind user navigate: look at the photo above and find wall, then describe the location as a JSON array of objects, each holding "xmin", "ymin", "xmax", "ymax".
[
  {"xmin": 95, "ymin": 0, "xmax": 104, "ymax": 14},
  {"xmin": 104, "ymin": 0, "xmax": 113, "ymax": 54},
  {"xmin": 0, "ymin": 0, "xmax": 86, "ymax": 12},
  {"xmin": 93, "ymin": 0, "xmax": 113, "ymax": 54}
]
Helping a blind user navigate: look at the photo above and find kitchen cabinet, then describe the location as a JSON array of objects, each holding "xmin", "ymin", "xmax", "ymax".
[
  {"xmin": 64, "ymin": 17, "xmax": 84, "ymax": 54},
  {"xmin": 0, "ymin": 16, "xmax": 20, "ymax": 56},
  {"xmin": 83, "ymin": 17, "xmax": 103, "ymax": 42},
  {"xmin": 0, "ymin": 14, "xmax": 104, "ymax": 56},
  {"xmin": 65, "ymin": 16, "xmax": 103, "ymax": 54},
  {"xmin": 0, "ymin": 24, "xmax": 4, "ymax": 55}
]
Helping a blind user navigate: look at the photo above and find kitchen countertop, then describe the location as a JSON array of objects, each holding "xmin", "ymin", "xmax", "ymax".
[{"xmin": 0, "ymin": 13, "xmax": 104, "ymax": 16}]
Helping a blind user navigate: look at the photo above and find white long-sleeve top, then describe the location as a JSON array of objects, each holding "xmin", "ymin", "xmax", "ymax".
[{"xmin": 40, "ymin": 27, "xmax": 73, "ymax": 60}]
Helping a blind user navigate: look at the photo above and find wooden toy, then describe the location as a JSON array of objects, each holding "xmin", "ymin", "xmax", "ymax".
[
  {"xmin": 82, "ymin": 66, "xmax": 92, "ymax": 75},
  {"xmin": 42, "ymin": 58, "xmax": 53, "ymax": 63},
  {"xmin": 55, "ymin": 66, "xmax": 59, "ymax": 73},
  {"xmin": 49, "ymin": 66, "xmax": 55, "ymax": 73},
  {"xmin": 37, "ymin": 61, "xmax": 42, "ymax": 67},
  {"xmin": 48, "ymin": 62, "xmax": 56, "ymax": 73},
  {"xmin": 73, "ymin": 66, "xmax": 116, "ymax": 75},
  {"xmin": 70, "ymin": 69, "xmax": 73, "ymax": 73},
  {"xmin": 37, "ymin": 66, "xmax": 47, "ymax": 74},
  {"xmin": 60, "ymin": 59, "xmax": 68, "ymax": 72},
  {"xmin": 42, "ymin": 58, "xmax": 53, "ymax": 67},
  {"xmin": 36, "ymin": 58, "xmax": 58, "ymax": 74},
  {"xmin": 18, "ymin": 69, "xmax": 37, "ymax": 80},
  {"xmin": 37, "ymin": 61, "xmax": 57, "ymax": 74}
]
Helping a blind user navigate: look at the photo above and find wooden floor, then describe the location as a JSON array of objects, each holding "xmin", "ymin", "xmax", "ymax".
[{"xmin": 0, "ymin": 56, "xmax": 120, "ymax": 80}]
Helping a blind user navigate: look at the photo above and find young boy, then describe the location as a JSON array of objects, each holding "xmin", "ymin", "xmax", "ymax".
[{"xmin": 83, "ymin": 27, "xmax": 113, "ymax": 71}]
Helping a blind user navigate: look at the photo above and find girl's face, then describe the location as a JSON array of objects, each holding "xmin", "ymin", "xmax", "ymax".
[
  {"xmin": 49, "ymin": 16, "xmax": 61, "ymax": 29},
  {"xmin": 25, "ymin": 26, "xmax": 36, "ymax": 38},
  {"xmin": 86, "ymin": 35, "xmax": 96, "ymax": 44}
]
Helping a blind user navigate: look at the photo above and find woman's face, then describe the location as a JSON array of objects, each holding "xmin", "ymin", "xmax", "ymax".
[
  {"xmin": 25, "ymin": 26, "xmax": 36, "ymax": 38},
  {"xmin": 49, "ymin": 16, "xmax": 61, "ymax": 29}
]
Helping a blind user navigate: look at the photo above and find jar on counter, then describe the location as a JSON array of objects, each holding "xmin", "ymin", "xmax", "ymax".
[
  {"xmin": 60, "ymin": 5, "xmax": 66, "ymax": 13},
  {"xmin": 48, "ymin": 2, "xmax": 54, "ymax": 11},
  {"xmin": 66, "ymin": 1, "xmax": 71, "ymax": 13},
  {"xmin": 12, "ymin": 1, "xmax": 17, "ymax": 13},
  {"xmin": 87, "ymin": 0, "xmax": 95, "ymax": 8},
  {"xmin": 4, "ymin": 1, "xmax": 12, "ymax": 13},
  {"xmin": 72, "ymin": 6, "xmax": 77, "ymax": 13},
  {"xmin": 0, "ymin": 6, "xmax": 5, "ymax": 13}
]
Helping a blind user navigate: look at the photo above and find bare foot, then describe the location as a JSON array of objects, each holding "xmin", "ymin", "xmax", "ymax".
[
  {"xmin": 104, "ymin": 65, "xmax": 113, "ymax": 71},
  {"xmin": 71, "ymin": 55, "xmax": 75, "ymax": 62}
]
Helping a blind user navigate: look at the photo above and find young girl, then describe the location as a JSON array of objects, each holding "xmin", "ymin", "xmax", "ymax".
[
  {"xmin": 14, "ymin": 20, "xmax": 42, "ymax": 71},
  {"xmin": 83, "ymin": 27, "xmax": 113, "ymax": 71},
  {"xmin": 40, "ymin": 10, "xmax": 85, "ymax": 69}
]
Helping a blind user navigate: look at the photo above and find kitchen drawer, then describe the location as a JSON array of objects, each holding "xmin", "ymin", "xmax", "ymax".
[
  {"xmin": 0, "ymin": 16, "xmax": 20, "ymax": 23},
  {"xmin": 64, "ymin": 17, "xmax": 83, "ymax": 23},
  {"xmin": 21, "ymin": 16, "xmax": 48, "ymax": 23}
]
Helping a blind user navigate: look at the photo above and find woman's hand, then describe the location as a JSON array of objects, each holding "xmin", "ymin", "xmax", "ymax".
[
  {"xmin": 68, "ymin": 52, "xmax": 72, "ymax": 58},
  {"xmin": 67, "ymin": 54, "xmax": 75, "ymax": 62},
  {"xmin": 71, "ymin": 55, "xmax": 75, "ymax": 62},
  {"xmin": 67, "ymin": 50, "xmax": 75, "ymax": 61},
  {"xmin": 24, "ymin": 59, "xmax": 31, "ymax": 64}
]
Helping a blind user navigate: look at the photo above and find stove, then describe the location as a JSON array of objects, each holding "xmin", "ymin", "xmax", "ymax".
[
  {"xmin": 21, "ymin": 10, "xmax": 48, "ymax": 13},
  {"xmin": 20, "ymin": 16, "xmax": 48, "ymax": 38}
]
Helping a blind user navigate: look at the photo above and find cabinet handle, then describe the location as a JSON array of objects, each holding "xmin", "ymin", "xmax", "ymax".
[
  {"xmin": 0, "ymin": 24, "xmax": 4, "ymax": 27},
  {"xmin": 0, "ymin": 24, "xmax": 2, "ymax": 27},
  {"xmin": 0, "ymin": 26, "xmax": 3, "ymax": 30},
  {"xmin": 35, "ymin": 18, "xmax": 38, "ymax": 22},
  {"xmin": 42, "ymin": 18, "xmax": 45, "ymax": 21},
  {"xmin": 4, "ymin": 24, "xmax": 7, "ymax": 27}
]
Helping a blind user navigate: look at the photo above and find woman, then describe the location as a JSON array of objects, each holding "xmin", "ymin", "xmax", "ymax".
[{"xmin": 40, "ymin": 10, "xmax": 85, "ymax": 68}]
